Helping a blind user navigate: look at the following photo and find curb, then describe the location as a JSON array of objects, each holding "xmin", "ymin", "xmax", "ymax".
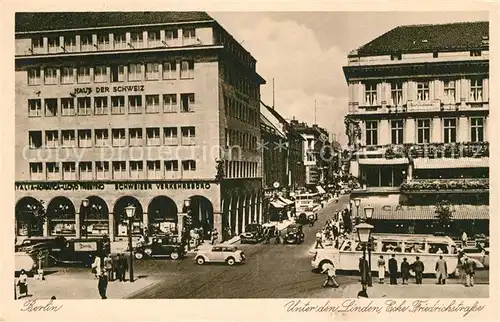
[{"xmin": 122, "ymin": 280, "xmax": 157, "ymax": 299}]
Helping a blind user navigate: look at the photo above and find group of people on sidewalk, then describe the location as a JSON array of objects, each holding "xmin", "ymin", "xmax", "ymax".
[
  {"xmin": 91, "ymin": 252, "xmax": 130, "ymax": 299},
  {"xmin": 315, "ymin": 206, "xmax": 351, "ymax": 250}
]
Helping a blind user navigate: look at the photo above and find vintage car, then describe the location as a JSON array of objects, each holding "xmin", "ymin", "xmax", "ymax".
[
  {"xmin": 15, "ymin": 236, "xmax": 60, "ymax": 252},
  {"xmin": 240, "ymin": 224, "xmax": 265, "ymax": 244},
  {"xmin": 284, "ymin": 224, "xmax": 305, "ymax": 244},
  {"xmin": 195, "ymin": 245, "xmax": 246, "ymax": 266},
  {"xmin": 47, "ymin": 238, "xmax": 105, "ymax": 267},
  {"xmin": 133, "ymin": 236, "xmax": 186, "ymax": 260},
  {"xmin": 295, "ymin": 213, "xmax": 310, "ymax": 225}
]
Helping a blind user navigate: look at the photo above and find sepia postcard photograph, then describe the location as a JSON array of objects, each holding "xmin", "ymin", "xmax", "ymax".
[{"xmin": 1, "ymin": 0, "xmax": 499, "ymax": 321}]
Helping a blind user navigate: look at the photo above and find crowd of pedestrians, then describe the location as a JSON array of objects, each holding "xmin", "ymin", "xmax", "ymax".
[{"xmin": 314, "ymin": 206, "xmax": 353, "ymax": 250}]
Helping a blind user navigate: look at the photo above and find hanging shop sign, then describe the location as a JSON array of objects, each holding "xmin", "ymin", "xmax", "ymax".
[{"xmin": 15, "ymin": 181, "xmax": 212, "ymax": 191}]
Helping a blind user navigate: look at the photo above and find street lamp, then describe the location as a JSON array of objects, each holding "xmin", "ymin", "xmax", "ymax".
[
  {"xmin": 125, "ymin": 204, "xmax": 136, "ymax": 283},
  {"xmin": 354, "ymin": 198, "xmax": 361, "ymax": 225},
  {"xmin": 81, "ymin": 199, "xmax": 90, "ymax": 238},
  {"xmin": 363, "ymin": 206, "xmax": 374, "ymax": 287},
  {"xmin": 355, "ymin": 222, "xmax": 374, "ymax": 291}
]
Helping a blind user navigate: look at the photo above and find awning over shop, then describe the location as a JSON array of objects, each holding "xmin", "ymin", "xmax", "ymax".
[
  {"xmin": 270, "ymin": 200, "xmax": 286, "ymax": 208},
  {"xmin": 413, "ymin": 157, "xmax": 489, "ymax": 169},
  {"xmin": 359, "ymin": 158, "xmax": 409, "ymax": 165},
  {"xmin": 316, "ymin": 186, "xmax": 326, "ymax": 194},
  {"xmin": 278, "ymin": 196, "xmax": 294, "ymax": 206},
  {"xmin": 370, "ymin": 204, "xmax": 489, "ymax": 220}
]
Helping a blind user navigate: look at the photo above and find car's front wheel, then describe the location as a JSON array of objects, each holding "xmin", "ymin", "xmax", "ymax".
[
  {"xmin": 226, "ymin": 257, "xmax": 236, "ymax": 266},
  {"xmin": 196, "ymin": 256, "xmax": 205, "ymax": 265},
  {"xmin": 134, "ymin": 252, "xmax": 144, "ymax": 260},
  {"xmin": 170, "ymin": 251, "xmax": 179, "ymax": 260}
]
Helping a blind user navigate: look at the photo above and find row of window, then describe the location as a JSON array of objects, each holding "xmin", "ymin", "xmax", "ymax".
[
  {"xmin": 27, "ymin": 61, "xmax": 194, "ymax": 86},
  {"xmin": 389, "ymin": 50, "xmax": 484, "ymax": 61},
  {"xmin": 28, "ymin": 159, "xmax": 260, "ymax": 181},
  {"xmin": 365, "ymin": 117, "xmax": 485, "ymax": 146},
  {"xmin": 29, "ymin": 160, "xmax": 197, "ymax": 181},
  {"xmin": 27, "ymin": 28, "xmax": 198, "ymax": 55},
  {"xmin": 362, "ymin": 78, "xmax": 486, "ymax": 106},
  {"xmin": 28, "ymin": 127, "xmax": 196, "ymax": 148},
  {"xmin": 224, "ymin": 95, "xmax": 259, "ymax": 127},
  {"xmin": 222, "ymin": 66, "xmax": 259, "ymax": 100},
  {"xmin": 27, "ymin": 93, "xmax": 194, "ymax": 117},
  {"xmin": 225, "ymin": 128, "xmax": 258, "ymax": 151}
]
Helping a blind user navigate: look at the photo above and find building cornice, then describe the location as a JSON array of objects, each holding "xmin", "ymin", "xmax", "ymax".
[{"xmin": 343, "ymin": 59, "xmax": 489, "ymax": 82}]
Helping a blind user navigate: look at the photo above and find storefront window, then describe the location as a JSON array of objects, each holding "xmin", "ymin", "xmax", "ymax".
[
  {"xmin": 49, "ymin": 203, "xmax": 76, "ymax": 236},
  {"xmin": 84, "ymin": 203, "xmax": 109, "ymax": 236}
]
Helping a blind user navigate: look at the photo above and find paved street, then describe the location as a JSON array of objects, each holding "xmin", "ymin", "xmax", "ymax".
[{"xmin": 129, "ymin": 195, "xmax": 358, "ymax": 299}]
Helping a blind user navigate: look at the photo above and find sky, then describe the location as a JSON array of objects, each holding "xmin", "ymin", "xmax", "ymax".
[{"xmin": 209, "ymin": 11, "xmax": 489, "ymax": 146}]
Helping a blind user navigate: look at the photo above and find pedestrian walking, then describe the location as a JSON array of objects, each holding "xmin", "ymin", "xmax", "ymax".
[
  {"xmin": 400, "ymin": 257, "xmax": 410, "ymax": 285},
  {"xmin": 97, "ymin": 270, "xmax": 108, "ymax": 299},
  {"xmin": 104, "ymin": 254, "xmax": 114, "ymax": 281},
  {"xmin": 91, "ymin": 254, "xmax": 103, "ymax": 278},
  {"xmin": 435, "ymin": 255, "xmax": 448, "ymax": 285},
  {"xmin": 321, "ymin": 263, "xmax": 339, "ymax": 288},
  {"xmin": 377, "ymin": 255, "xmax": 386, "ymax": 284},
  {"xmin": 116, "ymin": 253, "xmax": 128, "ymax": 282},
  {"xmin": 463, "ymin": 257, "xmax": 476, "ymax": 287},
  {"xmin": 358, "ymin": 257, "xmax": 369, "ymax": 284},
  {"xmin": 388, "ymin": 254, "xmax": 398, "ymax": 285},
  {"xmin": 315, "ymin": 230, "xmax": 324, "ymax": 249},
  {"xmin": 274, "ymin": 229, "xmax": 281, "ymax": 244},
  {"xmin": 461, "ymin": 231, "xmax": 468, "ymax": 248},
  {"xmin": 211, "ymin": 228, "xmax": 219, "ymax": 245},
  {"xmin": 17, "ymin": 269, "xmax": 29, "ymax": 299},
  {"xmin": 412, "ymin": 256, "xmax": 425, "ymax": 284}
]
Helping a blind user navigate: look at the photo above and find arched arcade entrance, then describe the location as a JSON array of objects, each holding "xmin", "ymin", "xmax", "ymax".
[
  {"xmin": 81, "ymin": 196, "xmax": 110, "ymax": 237},
  {"xmin": 47, "ymin": 197, "xmax": 76, "ymax": 236},
  {"xmin": 189, "ymin": 195, "xmax": 214, "ymax": 240},
  {"xmin": 15, "ymin": 197, "xmax": 44, "ymax": 237},
  {"xmin": 113, "ymin": 196, "xmax": 144, "ymax": 237},
  {"xmin": 148, "ymin": 196, "xmax": 178, "ymax": 235}
]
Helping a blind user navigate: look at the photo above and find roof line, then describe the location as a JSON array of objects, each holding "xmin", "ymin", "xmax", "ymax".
[
  {"xmin": 15, "ymin": 19, "xmax": 215, "ymax": 35},
  {"xmin": 395, "ymin": 20, "xmax": 488, "ymax": 29}
]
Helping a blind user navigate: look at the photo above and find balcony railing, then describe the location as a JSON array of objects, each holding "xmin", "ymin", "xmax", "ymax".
[{"xmin": 401, "ymin": 178, "xmax": 489, "ymax": 192}]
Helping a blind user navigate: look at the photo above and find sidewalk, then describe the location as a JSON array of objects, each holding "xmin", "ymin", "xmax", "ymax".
[
  {"xmin": 341, "ymin": 282, "xmax": 489, "ymax": 298},
  {"xmin": 16, "ymin": 269, "xmax": 157, "ymax": 300}
]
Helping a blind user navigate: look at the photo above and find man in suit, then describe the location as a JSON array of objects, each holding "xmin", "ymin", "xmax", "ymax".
[
  {"xmin": 435, "ymin": 255, "xmax": 448, "ymax": 284},
  {"xmin": 412, "ymin": 256, "xmax": 425, "ymax": 284},
  {"xmin": 400, "ymin": 257, "xmax": 410, "ymax": 285},
  {"xmin": 388, "ymin": 254, "xmax": 398, "ymax": 285}
]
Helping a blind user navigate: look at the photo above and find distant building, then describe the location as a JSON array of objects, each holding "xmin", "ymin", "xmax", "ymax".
[
  {"xmin": 343, "ymin": 21, "xmax": 489, "ymax": 236},
  {"xmin": 14, "ymin": 12, "xmax": 265, "ymax": 242}
]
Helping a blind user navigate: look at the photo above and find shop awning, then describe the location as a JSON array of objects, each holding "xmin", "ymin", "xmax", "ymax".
[
  {"xmin": 370, "ymin": 204, "xmax": 489, "ymax": 220},
  {"xmin": 316, "ymin": 186, "xmax": 326, "ymax": 194},
  {"xmin": 270, "ymin": 200, "xmax": 286, "ymax": 208},
  {"xmin": 413, "ymin": 157, "xmax": 489, "ymax": 169},
  {"xmin": 278, "ymin": 196, "xmax": 294, "ymax": 206},
  {"xmin": 359, "ymin": 158, "xmax": 409, "ymax": 165}
]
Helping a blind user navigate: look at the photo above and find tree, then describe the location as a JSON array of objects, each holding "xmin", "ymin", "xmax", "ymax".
[
  {"xmin": 434, "ymin": 201, "xmax": 455, "ymax": 233},
  {"xmin": 26, "ymin": 201, "xmax": 47, "ymax": 238}
]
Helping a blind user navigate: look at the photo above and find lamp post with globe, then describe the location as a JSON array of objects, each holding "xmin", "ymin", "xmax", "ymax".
[
  {"xmin": 355, "ymin": 222, "xmax": 374, "ymax": 293},
  {"xmin": 125, "ymin": 205, "xmax": 136, "ymax": 283},
  {"xmin": 363, "ymin": 206, "xmax": 374, "ymax": 287}
]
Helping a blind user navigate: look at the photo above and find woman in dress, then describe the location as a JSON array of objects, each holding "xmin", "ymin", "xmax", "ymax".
[
  {"xmin": 17, "ymin": 269, "xmax": 29, "ymax": 298},
  {"xmin": 377, "ymin": 255, "xmax": 386, "ymax": 284}
]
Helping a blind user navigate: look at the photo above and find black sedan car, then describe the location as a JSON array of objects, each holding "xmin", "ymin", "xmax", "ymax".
[
  {"xmin": 133, "ymin": 236, "xmax": 186, "ymax": 260},
  {"xmin": 283, "ymin": 224, "xmax": 305, "ymax": 244},
  {"xmin": 240, "ymin": 224, "xmax": 265, "ymax": 244}
]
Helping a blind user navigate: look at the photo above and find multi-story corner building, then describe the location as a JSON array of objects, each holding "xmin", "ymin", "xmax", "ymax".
[
  {"xmin": 290, "ymin": 120, "xmax": 331, "ymax": 191},
  {"xmin": 343, "ymin": 21, "xmax": 489, "ymax": 236},
  {"xmin": 14, "ymin": 12, "xmax": 265, "ymax": 242}
]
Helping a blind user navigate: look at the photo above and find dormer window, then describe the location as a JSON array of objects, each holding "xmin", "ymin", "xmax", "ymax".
[
  {"xmin": 470, "ymin": 50, "xmax": 481, "ymax": 57},
  {"xmin": 390, "ymin": 53, "xmax": 402, "ymax": 61}
]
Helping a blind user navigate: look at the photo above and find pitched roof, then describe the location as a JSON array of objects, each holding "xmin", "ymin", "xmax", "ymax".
[
  {"xmin": 351, "ymin": 21, "xmax": 489, "ymax": 57},
  {"xmin": 15, "ymin": 12, "xmax": 214, "ymax": 33}
]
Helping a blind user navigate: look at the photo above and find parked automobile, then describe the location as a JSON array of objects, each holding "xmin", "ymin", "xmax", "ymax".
[
  {"xmin": 295, "ymin": 213, "xmax": 309, "ymax": 225},
  {"xmin": 15, "ymin": 236, "xmax": 60, "ymax": 252},
  {"xmin": 195, "ymin": 245, "xmax": 246, "ymax": 266},
  {"xmin": 284, "ymin": 223, "xmax": 305, "ymax": 244},
  {"xmin": 240, "ymin": 224, "xmax": 264, "ymax": 244},
  {"xmin": 134, "ymin": 236, "xmax": 186, "ymax": 260},
  {"xmin": 47, "ymin": 238, "xmax": 105, "ymax": 267}
]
